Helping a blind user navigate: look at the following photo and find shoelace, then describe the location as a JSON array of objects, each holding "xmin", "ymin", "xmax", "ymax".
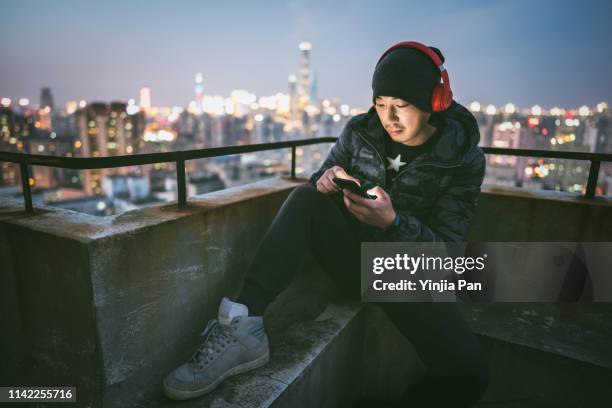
[{"xmin": 191, "ymin": 319, "xmax": 234, "ymax": 366}]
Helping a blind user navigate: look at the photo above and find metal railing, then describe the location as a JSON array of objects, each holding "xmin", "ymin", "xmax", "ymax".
[
  {"xmin": 480, "ymin": 147, "xmax": 612, "ymax": 200},
  {"xmin": 0, "ymin": 138, "xmax": 337, "ymax": 213},
  {"xmin": 1, "ymin": 139, "xmax": 611, "ymax": 214}
]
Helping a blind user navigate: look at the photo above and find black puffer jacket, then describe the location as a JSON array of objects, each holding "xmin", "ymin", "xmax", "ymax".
[{"xmin": 308, "ymin": 100, "xmax": 486, "ymax": 242}]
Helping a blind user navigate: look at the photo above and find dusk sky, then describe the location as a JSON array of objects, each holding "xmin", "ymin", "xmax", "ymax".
[{"xmin": 1, "ymin": 0, "xmax": 610, "ymax": 110}]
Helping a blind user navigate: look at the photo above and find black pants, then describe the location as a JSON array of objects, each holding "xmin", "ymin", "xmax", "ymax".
[{"xmin": 238, "ymin": 184, "xmax": 489, "ymax": 407}]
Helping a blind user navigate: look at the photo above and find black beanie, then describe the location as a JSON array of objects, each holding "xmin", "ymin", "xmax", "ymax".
[{"xmin": 372, "ymin": 46, "xmax": 445, "ymax": 113}]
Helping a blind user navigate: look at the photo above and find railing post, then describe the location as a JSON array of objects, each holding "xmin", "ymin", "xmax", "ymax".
[
  {"xmin": 585, "ymin": 159, "xmax": 601, "ymax": 199},
  {"xmin": 19, "ymin": 163, "xmax": 34, "ymax": 214},
  {"xmin": 176, "ymin": 158, "xmax": 187, "ymax": 207},
  {"xmin": 291, "ymin": 146, "xmax": 296, "ymax": 179}
]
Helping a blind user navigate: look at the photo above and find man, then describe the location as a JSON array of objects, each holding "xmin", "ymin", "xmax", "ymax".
[{"xmin": 163, "ymin": 42, "xmax": 488, "ymax": 407}]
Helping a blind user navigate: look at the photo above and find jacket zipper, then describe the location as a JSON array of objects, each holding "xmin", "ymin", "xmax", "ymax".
[
  {"xmin": 391, "ymin": 159, "xmax": 463, "ymax": 196},
  {"xmin": 396, "ymin": 158, "xmax": 463, "ymax": 176},
  {"xmin": 354, "ymin": 127, "xmax": 387, "ymax": 189}
]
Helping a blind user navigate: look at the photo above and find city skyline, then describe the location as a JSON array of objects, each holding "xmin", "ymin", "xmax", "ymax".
[{"xmin": 1, "ymin": 0, "xmax": 611, "ymax": 110}]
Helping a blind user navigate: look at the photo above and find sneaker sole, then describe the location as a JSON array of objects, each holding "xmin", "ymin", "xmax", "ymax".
[{"xmin": 162, "ymin": 350, "xmax": 270, "ymax": 400}]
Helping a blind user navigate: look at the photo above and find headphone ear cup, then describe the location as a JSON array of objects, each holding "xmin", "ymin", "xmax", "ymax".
[
  {"xmin": 443, "ymin": 87, "xmax": 453, "ymax": 110},
  {"xmin": 432, "ymin": 84, "xmax": 453, "ymax": 112},
  {"xmin": 431, "ymin": 84, "xmax": 446, "ymax": 112}
]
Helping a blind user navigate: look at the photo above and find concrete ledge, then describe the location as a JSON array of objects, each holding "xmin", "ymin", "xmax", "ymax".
[
  {"xmin": 136, "ymin": 301, "xmax": 365, "ymax": 408},
  {"xmin": 460, "ymin": 303, "xmax": 612, "ymax": 369},
  {"xmin": 481, "ymin": 185, "xmax": 612, "ymax": 208},
  {"xmin": 0, "ymin": 177, "xmax": 306, "ymax": 242},
  {"xmin": 470, "ymin": 187, "xmax": 612, "ymax": 241},
  {"xmin": 0, "ymin": 177, "xmax": 306, "ymax": 407}
]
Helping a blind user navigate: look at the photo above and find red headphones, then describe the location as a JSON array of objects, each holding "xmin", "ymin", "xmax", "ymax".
[{"xmin": 375, "ymin": 41, "xmax": 453, "ymax": 112}]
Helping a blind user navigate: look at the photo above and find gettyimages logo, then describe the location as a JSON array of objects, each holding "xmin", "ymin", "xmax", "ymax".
[{"xmin": 372, "ymin": 253, "xmax": 488, "ymax": 275}]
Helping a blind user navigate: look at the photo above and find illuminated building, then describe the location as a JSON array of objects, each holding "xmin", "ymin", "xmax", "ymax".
[
  {"xmin": 0, "ymin": 106, "xmax": 18, "ymax": 186},
  {"xmin": 195, "ymin": 73, "xmax": 204, "ymax": 114},
  {"xmin": 76, "ymin": 103, "xmax": 107, "ymax": 194},
  {"xmin": 0, "ymin": 105, "xmax": 39, "ymax": 186},
  {"xmin": 0, "ymin": 106, "xmax": 15, "ymax": 144},
  {"xmin": 297, "ymin": 42, "xmax": 312, "ymax": 112},
  {"xmin": 37, "ymin": 105, "xmax": 53, "ymax": 131},
  {"xmin": 76, "ymin": 102, "xmax": 145, "ymax": 194},
  {"xmin": 139, "ymin": 87, "xmax": 151, "ymax": 110}
]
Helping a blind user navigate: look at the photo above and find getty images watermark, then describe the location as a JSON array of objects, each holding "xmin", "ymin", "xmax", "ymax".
[{"xmin": 361, "ymin": 242, "xmax": 612, "ymax": 302}]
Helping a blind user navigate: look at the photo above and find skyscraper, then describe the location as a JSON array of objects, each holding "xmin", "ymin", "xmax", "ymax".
[
  {"xmin": 75, "ymin": 102, "xmax": 144, "ymax": 194},
  {"xmin": 40, "ymin": 87, "xmax": 54, "ymax": 111},
  {"xmin": 297, "ymin": 41, "xmax": 312, "ymax": 111},
  {"xmin": 0, "ymin": 106, "xmax": 18, "ymax": 186},
  {"xmin": 76, "ymin": 103, "xmax": 107, "ymax": 194},
  {"xmin": 139, "ymin": 87, "xmax": 151, "ymax": 110}
]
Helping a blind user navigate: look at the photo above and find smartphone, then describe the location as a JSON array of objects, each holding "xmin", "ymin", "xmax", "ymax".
[{"xmin": 332, "ymin": 177, "xmax": 376, "ymax": 199}]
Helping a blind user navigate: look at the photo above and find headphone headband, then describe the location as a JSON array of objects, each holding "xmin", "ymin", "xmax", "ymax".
[
  {"xmin": 375, "ymin": 41, "xmax": 453, "ymax": 111},
  {"xmin": 376, "ymin": 41, "xmax": 444, "ymax": 69}
]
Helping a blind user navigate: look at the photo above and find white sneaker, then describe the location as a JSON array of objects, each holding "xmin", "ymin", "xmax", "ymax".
[{"xmin": 162, "ymin": 297, "xmax": 270, "ymax": 400}]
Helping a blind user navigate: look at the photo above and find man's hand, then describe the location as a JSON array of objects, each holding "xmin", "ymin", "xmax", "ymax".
[
  {"xmin": 316, "ymin": 166, "xmax": 361, "ymax": 194},
  {"xmin": 343, "ymin": 186, "xmax": 396, "ymax": 229}
]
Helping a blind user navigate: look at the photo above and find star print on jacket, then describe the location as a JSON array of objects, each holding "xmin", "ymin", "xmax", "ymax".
[
  {"xmin": 384, "ymin": 129, "xmax": 441, "ymax": 186},
  {"xmin": 386, "ymin": 154, "xmax": 407, "ymax": 172}
]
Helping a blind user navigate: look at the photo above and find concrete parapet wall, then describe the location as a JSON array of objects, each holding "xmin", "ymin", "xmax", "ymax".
[
  {"xmin": 471, "ymin": 187, "xmax": 612, "ymax": 241},
  {"xmin": 0, "ymin": 177, "xmax": 302, "ymax": 407}
]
